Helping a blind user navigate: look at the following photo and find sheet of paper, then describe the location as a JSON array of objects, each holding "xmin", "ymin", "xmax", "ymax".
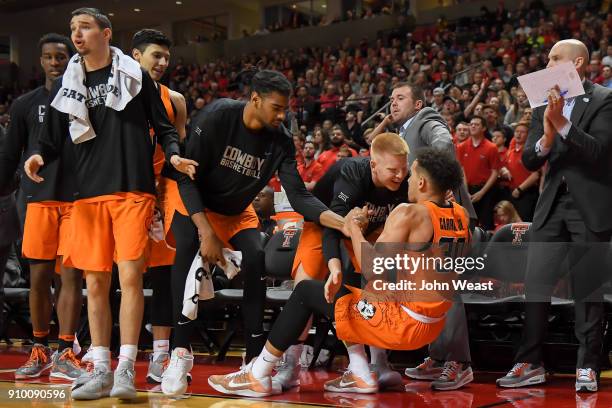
[{"xmin": 517, "ymin": 62, "xmax": 585, "ymax": 108}]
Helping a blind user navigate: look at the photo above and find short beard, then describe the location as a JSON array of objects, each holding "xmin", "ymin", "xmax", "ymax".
[{"xmin": 331, "ymin": 138, "xmax": 344, "ymax": 147}]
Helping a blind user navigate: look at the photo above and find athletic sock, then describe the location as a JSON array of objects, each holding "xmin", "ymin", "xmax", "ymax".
[
  {"xmin": 369, "ymin": 346, "xmax": 389, "ymax": 367},
  {"xmin": 33, "ymin": 330, "xmax": 49, "ymax": 347},
  {"xmin": 58, "ymin": 334, "xmax": 75, "ymax": 353},
  {"xmin": 153, "ymin": 339, "xmax": 170, "ymax": 360},
  {"xmin": 251, "ymin": 346, "xmax": 280, "ymax": 379},
  {"xmin": 347, "ymin": 344, "xmax": 372, "ymax": 380},
  {"xmin": 118, "ymin": 344, "xmax": 138, "ymax": 367},
  {"xmin": 92, "ymin": 346, "xmax": 111, "ymax": 372}
]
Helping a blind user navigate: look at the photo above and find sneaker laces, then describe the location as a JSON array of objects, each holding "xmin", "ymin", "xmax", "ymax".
[
  {"xmin": 23, "ymin": 346, "xmax": 48, "ymax": 368},
  {"xmin": 509, "ymin": 362, "xmax": 529, "ymax": 377},
  {"xmin": 577, "ymin": 368, "xmax": 594, "ymax": 380},
  {"xmin": 116, "ymin": 366, "xmax": 135, "ymax": 385},
  {"xmin": 417, "ymin": 357, "xmax": 433, "ymax": 370},
  {"xmin": 59, "ymin": 349, "xmax": 81, "ymax": 368},
  {"xmin": 439, "ymin": 362, "xmax": 461, "ymax": 380}
]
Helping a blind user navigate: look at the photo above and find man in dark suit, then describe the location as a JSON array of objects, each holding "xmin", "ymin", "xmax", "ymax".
[{"xmin": 497, "ymin": 39, "xmax": 612, "ymax": 393}]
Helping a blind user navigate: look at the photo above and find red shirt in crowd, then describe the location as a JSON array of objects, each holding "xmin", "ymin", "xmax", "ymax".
[
  {"xmin": 456, "ymin": 137, "xmax": 500, "ymax": 186},
  {"xmin": 298, "ymin": 159, "xmax": 325, "ymax": 183},
  {"xmin": 320, "ymin": 93, "xmax": 341, "ymax": 110},
  {"xmin": 505, "ymin": 143, "xmax": 533, "ymax": 190},
  {"xmin": 317, "ymin": 145, "xmax": 358, "ymax": 173}
]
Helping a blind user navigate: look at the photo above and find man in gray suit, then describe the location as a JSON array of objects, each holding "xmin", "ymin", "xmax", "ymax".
[{"xmin": 370, "ymin": 82, "xmax": 476, "ymax": 390}]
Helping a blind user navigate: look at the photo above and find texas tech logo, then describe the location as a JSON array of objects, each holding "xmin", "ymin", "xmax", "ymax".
[
  {"xmin": 511, "ymin": 223, "xmax": 530, "ymax": 245},
  {"xmin": 281, "ymin": 228, "xmax": 298, "ymax": 248}
]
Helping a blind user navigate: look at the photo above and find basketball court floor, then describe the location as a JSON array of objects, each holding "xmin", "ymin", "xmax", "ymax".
[{"xmin": 0, "ymin": 345, "xmax": 610, "ymax": 407}]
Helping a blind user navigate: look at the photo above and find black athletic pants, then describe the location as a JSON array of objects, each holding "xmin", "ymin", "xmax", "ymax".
[{"xmin": 170, "ymin": 213, "xmax": 267, "ymax": 359}]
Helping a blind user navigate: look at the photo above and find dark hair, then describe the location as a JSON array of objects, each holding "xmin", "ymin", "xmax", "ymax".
[
  {"xmin": 235, "ymin": 66, "xmax": 292, "ymax": 98},
  {"xmin": 314, "ymin": 128, "xmax": 331, "ymax": 151},
  {"xmin": 71, "ymin": 7, "xmax": 112, "ymax": 30},
  {"xmin": 392, "ymin": 82, "xmax": 425, "ymax": 104},
  {"xmin": 39, "ymin": 33, "xmax": 75, "ymax": 57},
  {"xmin": 331, "ymin": 125, "xmax": 345, "ymax": 134},
  {"xmin": 414, "ymin": 147, "xmax": 463, "ymax": 193},
  {"xmin": 470, "ymin": 115, "xmax": 486, "ymax": 127},
  {"xmin": 132, "ymin": 29, "xmax": 171, "ymax": 52}
]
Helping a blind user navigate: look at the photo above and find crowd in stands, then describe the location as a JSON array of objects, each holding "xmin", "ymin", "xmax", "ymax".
[{"xmin": 2, "ymin": 0, "xmax": 610, "ymax": 232}]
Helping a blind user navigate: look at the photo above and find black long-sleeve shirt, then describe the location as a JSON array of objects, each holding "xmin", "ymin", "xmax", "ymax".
[
  {"xmin": 177, "ymin": 98, "xmax": 328, "ymax": 220},
  {"xmin": 0, "ymin": 86, "xmax": 76, "ymax": 202},
  {"xmin": 319, "ymin": 157, "xmax": 408, "ymax": 262},
  {"xmin": 37, "ymin": 66, "xmax": 180, "ymax": 200}
]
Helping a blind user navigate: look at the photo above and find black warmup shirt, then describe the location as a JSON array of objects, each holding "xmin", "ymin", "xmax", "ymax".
[
  {"xmin": 177, "ymin": 98, "xmax": 328, "ymax": 220},
  {"xmin": 0, "ymin": 86, "xmax": 76, "ymax": 202},
  {"xmin": 320, "ymin": 157, "xmax": 408, "ymax": 262},
  {"xmin": 37, "ymin": 66, "xmax": 180, "ymax": 200}
]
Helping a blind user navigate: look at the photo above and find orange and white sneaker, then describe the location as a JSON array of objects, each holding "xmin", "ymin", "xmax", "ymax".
[
  {"xmin": 324, "ymin": 370, "xmax": 378, "ymax": 394},
  {"xmin": 208, "ymin": 361, "xmax": 279, "ymax": 398},
  {"xmin": 15, "ymin": 344, "xmax": 53, "ymax": 379}
]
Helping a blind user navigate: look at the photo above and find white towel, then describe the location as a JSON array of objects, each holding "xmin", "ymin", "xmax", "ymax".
[
  {"xmin": 181, "ymin": 249, "xmax": 242, "ymax": 321},
  {"xmin": 51, "ymin": 46, "xmax": 143, "ymax": 144}
]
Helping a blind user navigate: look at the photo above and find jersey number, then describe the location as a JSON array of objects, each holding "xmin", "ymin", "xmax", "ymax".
[{"xmin": 437, "ymin": 237, "xmax": 467, "ymax": 273}]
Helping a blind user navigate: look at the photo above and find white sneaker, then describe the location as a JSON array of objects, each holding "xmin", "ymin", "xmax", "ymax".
[
  {"xmin": 576, "ymin": 368, "xmax": 598, "ymax": 393},
  {"xmin": 272, "ymin": 357, "xmax": 301, "ymax": 390},
  {"xmin": 161, "ymin": 349, "xmax": 194, "ymax": 397}
]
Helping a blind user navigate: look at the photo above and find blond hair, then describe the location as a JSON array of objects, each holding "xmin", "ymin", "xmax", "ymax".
[
  {"xmin": 371, "ymin": 132, "xmax": 409, "ymax": 157},
  {"xmin": 494, "ymin": 200, "xmax": 522, "ymax": 223}
]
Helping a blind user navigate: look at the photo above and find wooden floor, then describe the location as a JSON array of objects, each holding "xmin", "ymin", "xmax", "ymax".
[{"xmin": 1, "ymin": 345, "xmax": 611, "ymax": 407}]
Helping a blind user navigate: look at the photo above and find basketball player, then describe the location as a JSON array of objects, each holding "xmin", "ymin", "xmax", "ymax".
[
  {"xmin": 274, "ymin": 133, "xmax": 409, "ymax": 391},
  {"xmin": 0, "ymin": 33, "xmax": 85, "ymax": 381},
  {"xmin": 162, "ymin": 69, "xmax": 345, "ymax": 397},
  {"xmin": 131, "ymin": 28, "xmax": 188, "ymax": 385},
  {"xmin": 24, "ymin": 8, "xmax": 195, "ymax": 400},
  {"xmin": 208, "ymin": 147, "xmax": 470, "ymax": 396}
]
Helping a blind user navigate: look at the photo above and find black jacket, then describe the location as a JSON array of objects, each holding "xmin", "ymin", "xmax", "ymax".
[{"xmin": 523, "ymin": 80, "xmax": 612, "ymax": 233}]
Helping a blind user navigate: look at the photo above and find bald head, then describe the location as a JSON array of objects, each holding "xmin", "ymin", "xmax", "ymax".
[{"xmin": 547, "ymin": 39, "xmax": 590, "ymax": 78}]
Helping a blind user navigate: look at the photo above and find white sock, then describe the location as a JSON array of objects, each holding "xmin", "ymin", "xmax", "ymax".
[
  {"xmin": 347, "ymin": 344, "xmax": 371, "ymax": 380},
  {"xmin": 370, "ymin": 346, "xmax": 389, "ymax": 367},
  {"xmin": 118, "ymin": 344, "xmax": 138, "ymax": 367},
  {"xmin": 251, "ymin": 347, "xmax": 280, "ymax": 379},
  {"xmin": 153, "ymin": 340, "xmax": 170, "ymax": 360},
  {"xmin": 285, "ymin": 344, "xmax": 303, "ymax": 365},
  {"xmin": 92, "ymin": 346, "xmax": 111, "ymax": 372}
]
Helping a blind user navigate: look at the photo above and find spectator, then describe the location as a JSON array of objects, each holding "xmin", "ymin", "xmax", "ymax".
[
  {"xmin": 253, "ymin": 186, "xmax": 276, "ymax": 237},
  {"xmin": 501, "ymin": 121, "xmax": 539, "ymax": 221},
  {"xmin": 504, "ymin": 88, "xmax": 529, "ymax": 128},
  {"xmin": 293, "ymin": 133, "xmax": 305, "ymax": 165},
  {"xmin": 343, "ymin": 110, "xmax": 365, "ymax": 148},
  {"xmin": 320, "ymin": 83, "xmax": 341, "ymax": 118},
  {"xmin": 454, "ymin": 121, "xmax": 470, "ymax": 145},
  {"xmin": 602, "ymin": 65, "xmax": 612, "ymax": 88},
  {"xmin": 313, "ymin": 127, "xmax": 331, "ymax": 159},
  {"xmin": 431, "ymin": 87, "xmax": 445, "ymax": 112},
  {"xmin": 602, "ymin": 44, "xmax": 612, "ymax": 66},
  {"xmin": 297, "ymin": 141, "xmax": 324, "ymax": 191},
  {"xmin": 317, "ymin": 126, "xmax": 357, "ymax": 172},
  {"xmin": 493, "ymin": 200, "xmax": 522, "ymax": 232},
  {"xmin": 456, "ymin": 115, "xmax": 500, "ymax": 230},
  {"xmin": 189, "ymin": 97, "xmax": 205, "ymax": 123}
]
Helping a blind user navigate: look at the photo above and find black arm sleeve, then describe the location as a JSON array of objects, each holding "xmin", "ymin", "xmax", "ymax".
[
  {"xmin": 37, "ymin": 82, "xmax": 68, "ymax": 165},
  {"xmin": 177, "ymin": 127, "xmax": 206, "ymax": 216},
  {"xmin": 277, "ymin": 141, "xmax": 329, "ymax": 223},
  {"xmin": 0, "ymin": 100, "xmax": 26, "ymax": 191},
  {"xmin": 142, "ymin": 70, "xmax": 180, "ymax": 162},
  {"xmin": 322, "ymin": 169, "xmax": 365, "ymax": 262}
]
